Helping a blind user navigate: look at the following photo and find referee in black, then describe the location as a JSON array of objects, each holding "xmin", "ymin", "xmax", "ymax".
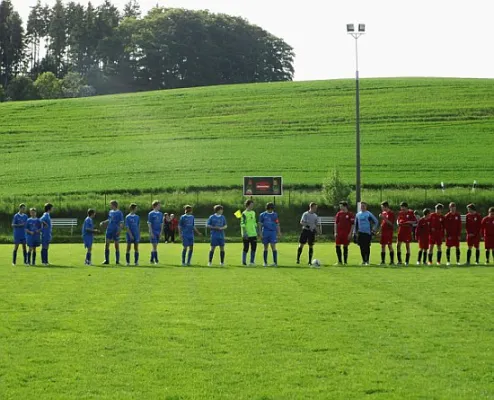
[{"xmin": 297, "ymin": 202, "xmax": 321, "ymax": 265}]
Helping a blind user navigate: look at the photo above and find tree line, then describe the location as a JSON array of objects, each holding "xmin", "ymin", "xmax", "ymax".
[{"xmin": 0, "ymin": 0, "xmax": 294, "ymax": 101}]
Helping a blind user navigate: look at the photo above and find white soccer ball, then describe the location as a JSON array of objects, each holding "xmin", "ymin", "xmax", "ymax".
[{"xmin": 311, "ymin": 259, "xmax": 321, "ymax": 268}]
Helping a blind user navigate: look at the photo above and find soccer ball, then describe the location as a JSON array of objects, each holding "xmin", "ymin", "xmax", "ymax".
[{"xmin": 311, "ymin": 259, "xmax": 321, "ymax": 268}]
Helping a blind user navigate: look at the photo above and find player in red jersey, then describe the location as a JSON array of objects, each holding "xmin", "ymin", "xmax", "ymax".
[
  {"xmin": 428, "ymin": 203, "xmax": 445, "ymax": 265},
  {"xmin": 334, "ymin": 201, "xmax": 355, "ymax": 265},
  {"xmin": 444, "ymin": 202, "xmax": 462, "ymax": 266},
  {"xmin": 396, "ymin": 202, "xmax": 417, "ymax": 266},
  {"xmin": 465, "ymin": 203, "xmax": 482, "ymax": 265},
  {"xmin": 481, "ymin": 207, "xmax": 494, "ymax": 264},
  {"xmin": 415, "ymin": 208, "xmax": 431, "ymax": 265},
  {"xmin": 378, "ymin": 201, "xmax": 395, "ymax": 265}
]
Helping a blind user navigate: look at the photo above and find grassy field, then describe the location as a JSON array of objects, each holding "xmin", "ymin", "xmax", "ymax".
[
  {"xmin": 1, "ymin": 78, "xmax": 493, "ymax": 198},
  {"xmin": 1, "ymin": 243, "xmax": 494, "ymax": 399}
]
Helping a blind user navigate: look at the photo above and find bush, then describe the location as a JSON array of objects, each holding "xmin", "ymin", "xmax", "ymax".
[
  {"xmin": 62, "ymin": 72, "xmax": 84, "ymax": 98},
  {"xmin": 34, "ymin": 72, "xmax": 62, "ymax": 99},
  {"xmin": 79, "ymin": 85, "xmax": 97, "ymax": 97},
  {"xmin": 6, "ymin": 76, "xmax": 39, "ymax": 101},
  {"xmin": 0, "ymin": 85, "xmax": 5, "ymax": 102},
  {"xmin": 322, "ymin": 169, "xmax": 352, "ymax": 206}
]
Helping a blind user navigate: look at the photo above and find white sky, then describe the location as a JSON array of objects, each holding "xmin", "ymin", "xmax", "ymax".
[{"xmin": 13, "ymin": 0, "xmax": 494, "ymax": 81}]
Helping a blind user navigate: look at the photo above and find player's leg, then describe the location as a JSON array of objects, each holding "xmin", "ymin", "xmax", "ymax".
[
  {"xmin": 133, "ymin": 243, "xmax": 139, "ymax": 265},
  {"xmin": 219, "ymin": 245, "xmax": 225, "ymax": 266},
  {"xmin": 437, "ymin": 243, "xmax": 443, "ymax": 264},
  {"xmin": 86, "ymin": 245, "xmax": 92, "ymax": 265},
  {"xmin": 475, "ymin": 244, "xmax": 480, "ymax": 264},
  {"xmin": 187, "ymin": 244, "xmax": 194, "ymax": 265},
  {"xmin": 114, "ymin": 238, "xmax": 121, "ymax": 265},
  {"xmin": 208, "ymin": 244, "xmax": 216, "ymax": 266},
  {"xmin": 405, "ymin": 242, "xmax": 411, "ymax": 265},
  {"xmin": 263, "ymin": 242, "xmax": 269, "ymax": 266},
  {"xmin": 422, "ymin": 246, "xmax": 428, "ymax": 264},
  {"xmin": 22, "ymin": 243, "xmax": 28, "ymax": 265},
  {"xmin": 126, "ymin": 242, "xmax": 132, "ymax": 265},
  {"xmin": 396, "ymin": 241, "xmax": 403, "ymax": 264},
  {"xmin": 182, "ymin": 244, "xmax": 188, "ymax": 266},
  {"xmin": 428, "ymin": 243, "xmax": 434, "ymax": 264},
  {"xmin": 271, "ymin": 242, "xmax": 278, "ymax": 266},
  {"xmin": 380, "ymin": 243, "xmax": 387, "ymax": 265},
  {"xmin": 389, "ymin": 243, "xmax": 395, "ymax": 265},
  {"xmin": 103, "ymin": 236, "xmax": 111, "ymax": 264},
  {"xmin": 12, "ymin": 243, "xmax": 19, "ymax": 265},
  {"xmin": 26, "ymin": 243, "xmax": 32, "ymax": 265},
  {"xmin": 297, "ymin": 243, "xmax": 304, "ymax": 264},
  {"xmin": 308, "ymin": 237, "xmax": 314, "ymax": 265},
  {"xmin": 455, "ymin": 245, "xmax": 461, "ymax": 264},
  {"xmin": 343, "ymin": 245, "xmax": 349, "ymax": 265},
  {"xmin": 446, "ymin": 246, "xmax": 451, "ymax": 264},
  {"xmin": 31, "ymin": 244, "xmax": 37, "ymax": 265},
  {"xmin": 242, "ymin": 238, "xmax": 249, "ymax": 265},
  {"xmin": 335, "ymin": 243, "xmax": 343, "ymax": 265},
  {"xmin": 250, "ymin": 237, "xmax": 257, "ymax": 265}
]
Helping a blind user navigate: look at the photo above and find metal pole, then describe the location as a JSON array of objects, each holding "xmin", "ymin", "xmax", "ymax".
[{"xmin": 355, "ymin": 36, "xmax": 361, "ymax": 207}]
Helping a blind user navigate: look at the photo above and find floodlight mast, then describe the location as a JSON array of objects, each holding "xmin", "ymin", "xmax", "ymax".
[{"xmin": 347, "ymin": 23, "xmax": 365, "ymax": 210}]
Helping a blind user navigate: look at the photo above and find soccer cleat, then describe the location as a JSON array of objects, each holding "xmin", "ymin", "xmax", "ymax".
[
  {"xmin": 249, "ymin": 262, "xmax": 256, "ymax": 267},
  {"xmin": 436, "ymin": 262, "xmax": 441, "ymax": 266},
  {"xmin": 333, "ymin": 262, "xmax": 342, "ymax": 266},
  {"xmin": 154, "ymin": 262, "xmax": 158, "ymax": 265},
  {"xmin": 102, "ymin": 261, "xmax": 109, "ymax": 265},
  {"xmin": 416, "ymin": 261, "xmax": 421, "ymax": 265},
  {"xmin": 186, "ymin": 263, "xmax": 191, "ymax": 267},
  {"xmin": 405, "ymin": 263, "xmax": 409, "ymax": 266},
  {"xmin": 446, "ymin": 262, "xmax": 451, "ymax": 266},
  {"xmin": 116, "ymin": 262, "xmax": 120, "ymax": 265},
  {"xmin": 457, "ymin": 262, "xmax": 461, "ymax": 266},
  {"xmin": 135, "ymin": 263, "xmax": 139, "ymax": 266},
  {"xmin": 270, "ymin": 263, "xmax": 278, "ymax": 267},
  {"xmin": 12, "ymin": 263, "xmax": 16, "ymax": 266},
  {"xmin": 220, "ymin": 263, "xmax": 225, "ymax": 267},
  {"xmin": 263, "ymin": 263, "xmax": 268, "ymax": 267},
  {"xmin": 397, "ymin": 262, "xmax": 403, "ymax": 266},
  {"xmin": 208, "ymin": 262, "xmax": 212, "ymax": 267},
  {"xmin": 296, "ymin": 260, "xmax": 300, "ymax": 264},
  {"xmin": 242, "ymin": 263, "xmax": 247, "ymax": 266},
  {"xmin": 126, "ymin": 263, "xmax": 130, "ymax": 266},
  {"xmin": 428, "ymin": 262, "xmax": 433, "ymax": 266},
  {"xmin": 181, "ymin": 263, "xmax": 187, "ymax": 267}
]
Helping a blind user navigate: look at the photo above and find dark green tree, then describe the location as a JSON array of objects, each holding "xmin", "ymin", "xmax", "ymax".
[
  {"xmin": 48, "ymin": 0, "xmax": 66, "ymax": 77},
  {"xmin": 6, "ymin": 75, "xmax": 38, "ymax": 100},
  {"xmin": 0, "ymin": 0, "xmax": 24, "ymax": 87}
]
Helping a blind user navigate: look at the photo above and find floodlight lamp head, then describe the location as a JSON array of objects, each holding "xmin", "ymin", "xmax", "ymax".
[
  {"xmin": 346, "ymin": 24, "xmax": 355, "ymax": 33},
  {"xmin": 358, "ymin": 24, "xmax": 366, "ymax": 32}
]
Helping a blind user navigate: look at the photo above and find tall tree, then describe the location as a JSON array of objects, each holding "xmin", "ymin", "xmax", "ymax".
[
  {"xmin": 26, "ymin": 0, "xmax": 44, "ymax": 70},
  {"xmin": 65, "ymin": 1, "xmax": 86, "ymax": 72},
  {"xmin": 123, "ymin": 0, "xmax": 140, "ymax": 19},
  {"xmin": 0, "ymin": 0, "xmax": 24, "ymax": 87},
  {"xmin": 48, "ymin": 0, "xmax": 66, "ymax": 77}
]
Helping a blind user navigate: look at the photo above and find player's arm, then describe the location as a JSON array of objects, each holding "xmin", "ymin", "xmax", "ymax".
[
  {"xmin": 276, "ymin": 220, "xmax": 281, "ymax": 237},
  {"xmin": 194, "ymin": 226, "xmax": 202, "ymax": 236},
  {"xmin": 12, "ymin": 216, "xmax": 23, "ymax": 228},
  {"xmin": 206, "ymin": 216, "xmax": 216, "ymax": 231},
  {"xmin": 370, "ymin": 213, "xmax": 379, "ymax": 233},
  {"xmin": 300, "ymin": 213, "xmax": 307, "ymax": 227}
]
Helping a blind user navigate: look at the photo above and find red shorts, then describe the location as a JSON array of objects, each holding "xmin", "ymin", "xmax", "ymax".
[
  {"xmin": 336, "ymin": 233, "xmax": 351, "ymax": 246},
  {"xmin": 429, "ymin": 234, "xmax": 443, "ymax": 246},
  {"xmin": 418, "ymin": 236, "xmax": 429, "ymax": 250},
  {"xmin": 397, "ymin": 231, "xmax": 412, "ymax": 243},
  {"xmin": 380, "ymin": 232, "xmax": 393, "ymax": 245},
  {"xmin": 467, "ymin": 235, "xmax": 480, "ymax": 248},
  {"xmin": 485, "ymin": 237, "xmax": 494, "ymax": 250},
  {"xmin": 446, "ymin": 236, "xmax": 460, "ymax": 248}
]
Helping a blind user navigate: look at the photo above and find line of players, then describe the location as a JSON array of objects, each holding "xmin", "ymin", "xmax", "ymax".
[
  {"xmin": 10, "ymin": 199, "xmax": 494, "ymax": 267},
  {"xmin": 332, "ymin": 201, "xmax": 494, "ymax": 266}
]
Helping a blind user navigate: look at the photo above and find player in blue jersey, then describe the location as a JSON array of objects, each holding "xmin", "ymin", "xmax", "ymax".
[
  {"xmin": 40, "ymin": 203, "xmax": 53, "ymax": 266},
  {"xmin": 25, "ymin": 208, "xmax": 42, "ymax": 266},
  {"xmin": 207, "ymin": 205, "xmax": 228, "ymax": 266},
  {"xmin": 82, "ymin": 209, "xmax": 99, "ymax": 265},
  {"xmin": 100, "ymin": 200, "xmax": 124, "ymax": 265},
  {"xmin": 179, "ymin": 205, "xmax": 202, "ymax": 266},
  {"xmin": 259, "ymin": 202, "xmax": 281, "ymax": 267},
  {"xmin": 148, "ymin": 200, "xmax": 164, "ymax": 264},
  {"xmin": 126, "ymin": 203, "xmax": 140, "ymax": 266},
  {"xmin": 12, "ymin": 203, "xmax": 28, "ymax": 266}
]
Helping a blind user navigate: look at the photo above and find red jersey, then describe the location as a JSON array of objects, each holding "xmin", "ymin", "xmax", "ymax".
[
  {"xmin": 444, "ymin": 212, "xmax": 462, "ymax": 236},
  {"xmin": 466, "ymin": 213, "xmax": 482, "ymax": 235},
  {"xmin": 397, "ymin": 210, "xmax": 417, "ymax": 235},
  {"xmin": 380, "ymin": 210, "xmax": 395, "ymax": 234},
  {"xmin": 429, "ymin": 212, "xmax": 445, "ymax": 236},
  {"xmin": 481, "ymin": 216, "xmax": 494, "ymax": 237},
  {"xmin": 335, "ymin": 211, "xmax": 354, "ymax": 234},
  {"xmin": 416, "ymin": 217, "xmax": 430, "ymax": 239}
]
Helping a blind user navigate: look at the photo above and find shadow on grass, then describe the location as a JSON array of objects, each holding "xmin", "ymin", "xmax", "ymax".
[{"xmin": 28, "ymin": 264, "xmax": 75, "ymax": 269}]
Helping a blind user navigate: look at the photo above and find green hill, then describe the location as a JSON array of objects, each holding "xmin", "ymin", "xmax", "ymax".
[{"xmin": 1, "ymin": 78, "xmax": 493, "ymax": 197}]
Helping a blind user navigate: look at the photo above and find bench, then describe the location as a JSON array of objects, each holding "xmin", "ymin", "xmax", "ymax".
[
  {"xmin": 195, "ymin": 218, "xmax": 209, "ymax": 235},
  {"xmin": 51, "ymin": 218, "xmax": 78, "ymax": 235},
  {"xmin": 318, "ymin": 216, "xmax": 335, "ymax": 233}
]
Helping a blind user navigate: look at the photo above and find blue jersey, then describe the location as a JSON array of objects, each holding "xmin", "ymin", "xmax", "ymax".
[
  {"xmin": 179, "ymin": 214, "xmax": 195, "ymax": 236},
  {"xmin": 207, "ymin": 214, "xmax": 227, "ymax": 239},
  {"xmin": 25, "ymin": 218, "xmax": 42, "ymax": 239},
  {"xmin": 259, "ymin": 211, "xmax": 279, "ymax": 232},
  {"xmin": 355, "ymin": 211, "xmax": 379, "ymax": 235},
  {"xmin": 108, "ymin": 210, "xmax": 124, "ymax": 230},
  {"xmin": 12, "ymin": 213, "xmax": 28, "ymax": 239},
  {"xmin": 82, "ymin": 217, "xmax": 94, "ymax": 237},
  {"xmin": 148, "ymin": 210, "xmax": 163, "ymax": 232},
  {"xmin": 126, "ymin": 214, "xmax": 140, "ymax": 235},
  {"xmin": 40, "ymin": 212, "xmax": 52, "ymax": 238}
]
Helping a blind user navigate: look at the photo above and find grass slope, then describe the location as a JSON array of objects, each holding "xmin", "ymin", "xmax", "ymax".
[
  {"xmin": 1, "ymin": 243, "xmax": 494, "ymax": 399},
  {"xmin": 1, "ymin": 78, "xmax": 493, "ymax": 197}
]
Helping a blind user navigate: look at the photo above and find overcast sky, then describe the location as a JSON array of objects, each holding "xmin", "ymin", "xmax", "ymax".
[{"xmin": 13, "ymin": 0, "xmax": 494, "ymax": 81}]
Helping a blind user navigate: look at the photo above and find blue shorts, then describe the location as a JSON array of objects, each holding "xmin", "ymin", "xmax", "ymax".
[
  {"xmin": 149, "ymin": 231, "xmax": 161, "ymax": 244},
  {"xmin": 42, "ymin": 237, "xmax": 51, "ymax": 247},
  {"xmin": 27, "ymin": 238, "xmax": 41, "ymax": 248},
  {"xmin": 211, "ymin": 236, "xmax": 225, "ymax": 247},
  {"xmin": 126, "ymin": 233, "xmax": 140, "ymax": 244},
  {"xmin": 83, "ymin": 237, "xmax": 93, "ymax": 249},
  {"xmin": 106, "ymin": 229, "xmax": 120, "ymax": 241},
  {"xmin": 182, "ymin": 235, "xmax": 194, "ymax": 247},
  {"xmin": 262, "ymin": 232, "xmax": 278, "ymax": 245},
  {"xmin": 14, "ymin": 237, "xmax": 26, "ymax": 245}
]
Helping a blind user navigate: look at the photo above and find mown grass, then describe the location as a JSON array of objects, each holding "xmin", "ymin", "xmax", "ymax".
[
  {"xmin": 1, "ymin": 78, "xmax": 493, "ymax": 198},
  {"xmin": 1, "ymin": 243, "xmax": 494, "ymax": 399}
]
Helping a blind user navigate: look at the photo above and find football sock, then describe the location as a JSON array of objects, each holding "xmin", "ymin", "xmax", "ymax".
[
  {"xmin": 446, "ymin": 248, "xmax": 451, "ymax": 262},
  {"xmin": 242, "ymin": 252, "xmax": 247, "ymax": 265},
  {"xmin": 336, "ymin": 246, "xmax": 342, "ymax": 263},
  {"xmin": 456, "ymin": 248, "xmax": 461, "ymax": 263},
  {"xmin": 126, "ymin": 252, "xmax": 130, "ymax": 264},
  {"xmin": 32, "ymin": 251, "xmax": 36, "ymax": 265},
  {"xmin": 86, "ymin": 252, "xmax": 91, "ymax": 263},
  {"xmin": 263, "ymin": 251, "xmax": 268, "ymax": 264},
  {"xmin": 381, "ymin": 252, "xmax": 385, "ymax": 264},
  {"xmin": 45, "ymin": 249, "xmax": 49, "ymax": 264},
  {"xmin": 308, "ymin": 248, "xmax": 313, "ymax": 264},
  {"xmin": 297, "ymin": 247, "xmax": 302, "ymax": 262},
  {"xmin": 397, "ymin": 252, "xmax": 402, "ymax": 263},
  {"xmin": 343, "ymin": 247, "xmax": 349, "ymax": 264},
  {"xmin": 27, "ymin": 251, "xmax": 32, "ymax": 264},
  {"xmin": 422, "ymin": 251, "xmax": 428, "ymax": 264},
  {"xmin": 428, "ymin": 252, "xmax": 433, "ymax": 263},
  {"xmin": 390, "ymin": 251, "xmax": 395, "ymax": 264},
  {"xmin": 437, "ymin": 251, "xmax": 442, "ymax": 263},
  {"xmin": 220, "ymin": 251, "xmax": 225, "ymax": 264},
  {"xmin": 115, "ymin": 251, "xmax": 120, "ymax": 264},
  {"xmin": 23, "ymin": 250, "xmax": 27, "ymax": 264},
  {"xmin": 466, "ymin": 249, "xmax": 472, "ymax": 263},
  {"xmin": 360, "ymin": 247, "xmax": 366, "ymax": 263},
  {"xmin": 105, "ymin": 249, "xmax": 110, "ymax": 263},
  {"xmin": 40, "ymin": 248, "xmax": 46, "ymax": 264},
  {"xmin": 209, "ymin": 250, "xmax": 214, "ymax": 263},
  {"xmin": 187, "ymin": 249, "xmax": 193, "ymax": 264},
  {"xmin": 273, "ymin": 251, "xmax": 278, "ymax": 265},
  {"xmin": 13, "ymin": 250, "xmax": 17, "ymax": 264},
  {"xmin": 475, "ymin": 249, "xmax": 480, "ymax": 263},
  {"xmin": 405, "ymin": 253, "xmax": 410, "ymax": 265},
  {"xmin": 486, "ymin": 250, "xmax": 490, "ymax": 263},
  {"xmin": 182, "ymin": 249, "xmax": 187, "ymax": 264},
  {"xmin": 250, "ymin": 251, "xmax": 256, "ymax": 264},
  {"xmin": 134, "ymin": 252, "xmax": 139, "ymax": 264},
  {"xmin": 417, "ymin": 250, "xmax": 422, "ymax": 264},
  {"xmin": 155, "ymin": 251, "xmax": 159, "ymax": 263}
]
